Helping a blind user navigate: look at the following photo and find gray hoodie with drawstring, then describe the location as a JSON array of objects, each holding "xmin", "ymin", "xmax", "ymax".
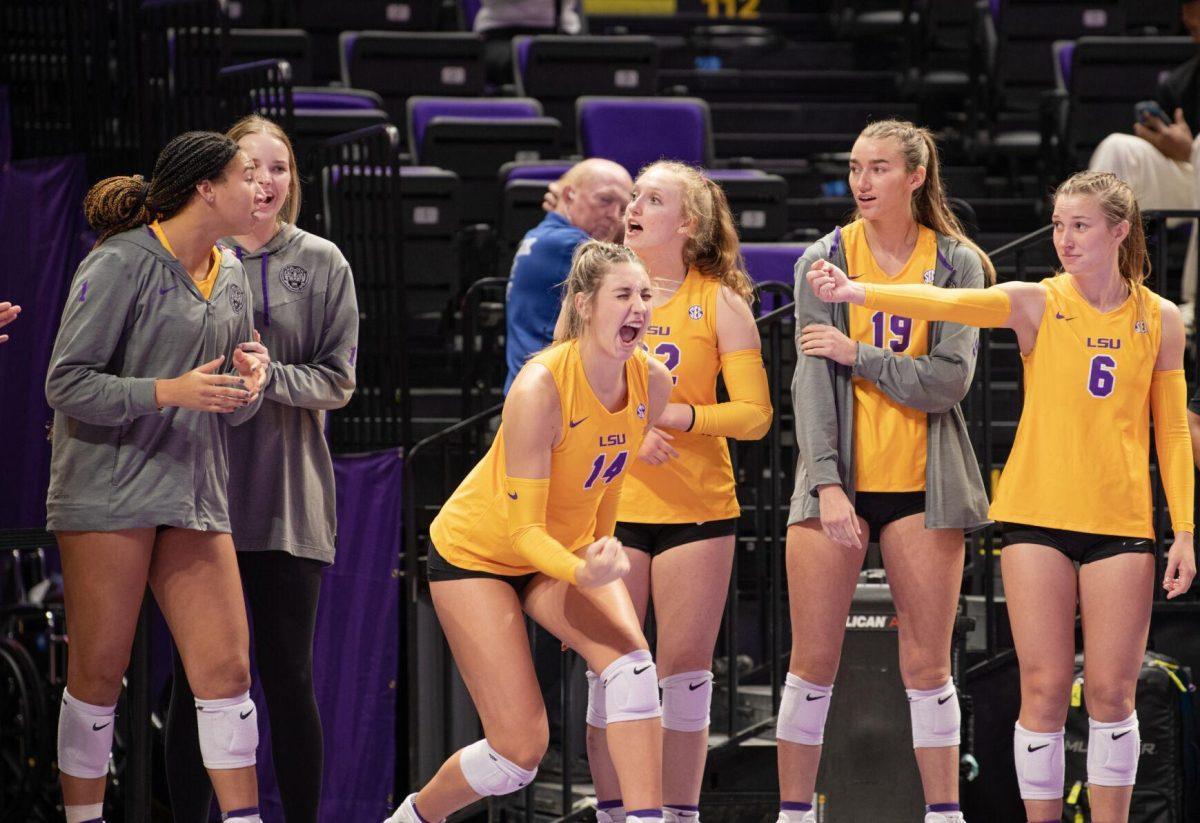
[
  {"xmin": 788, "ymin": 225, "xmax": 991, "ymax": 532},
  {"xmin": 45, "ymin": 225, "xmax": 262, "ymax": 533},
  {"xmin": 221, "ymin": 224, "xmax": 358, "ymax": 564}
]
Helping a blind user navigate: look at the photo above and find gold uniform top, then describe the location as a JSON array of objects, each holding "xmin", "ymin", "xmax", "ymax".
[
  {"xmin": 150, "ymin": 221, "xmax": 221, "ymax": 300},
  {"xmin": 990, "ymin": 275, "xmax": 1162, "ymax": 538},
  {"xmin": 845, "ymin": 220, "xmax": 937, "ymax": 492},
  {"xmin": 430, "ymin": 341, "xmax": 651, "ymax": 576},
  {"xmin": 618, "ymin": 268, "xmax": 740, "ymax": 524}
]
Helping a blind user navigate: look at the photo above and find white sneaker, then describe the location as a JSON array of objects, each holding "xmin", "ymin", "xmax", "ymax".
[
  {"xmin": 925, "ymin": 813, "xmax": 965, "ymax": 823},
  {"xmin": 775, "ymin": 812, "xmax": 817, "ymax": 823}
]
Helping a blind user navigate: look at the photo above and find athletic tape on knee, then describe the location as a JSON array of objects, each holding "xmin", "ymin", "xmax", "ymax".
[
  {"xmin": 586, "ymin": 669, "xmax": 607, "ymax": 729},
  {"xmin": 458, "ymin": 738, "xmax": 537, "ymax": 797},
  {"xmin": 660, "ymin": 670, "xmax": 713, "ymax": 732},
  {"xmin": 602, "ymin": 650, "xmax": 662, "ymax": 725},
  {"xmin": 1013, "ymin": 723, "xmax": 1065, "ymax": 801},
  {"xmin": 195, "ymin": 691, "xmax": 258, "ymax": 770},
  {"xmin": 57, "ymin": 688, "xmax": 117, "ymax": 779},
  {"xmin": 906, "ymin": 679, "xmax": 961, "ymax": 748},
  {"xmin": 1087, "ymin": 712, "xmax": 1139, "ymax": 788},
  {"xmin": 776, "ymin": 673, "xmax": 832, "ymax": 746}
]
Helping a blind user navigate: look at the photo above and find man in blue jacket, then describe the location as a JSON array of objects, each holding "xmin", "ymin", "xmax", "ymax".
[{"xmin": 504, "ymin": 158, "xmax": 632, "ymax": 392}]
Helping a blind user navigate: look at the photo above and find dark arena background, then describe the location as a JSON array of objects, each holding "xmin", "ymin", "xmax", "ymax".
[{"xmin": 3, "ymin": 1, "xmax": 1200, "ymax": 822}]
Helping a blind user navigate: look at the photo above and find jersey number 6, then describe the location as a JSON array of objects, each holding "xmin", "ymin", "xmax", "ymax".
[{"xmin": 1087, "ymin": 354, "xmax": 1116, "ymax": 398}]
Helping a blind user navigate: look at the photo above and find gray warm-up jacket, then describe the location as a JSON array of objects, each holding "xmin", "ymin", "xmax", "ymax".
[
  {"xmin": 222, "ymin": 225, "xmax": 359, "ymax": 564},
  {"xmin": 788, "ymin": 225, "xmax": 991, "ymax": 532},
  {"xmin": 45, "ymin": 226, "xmax": 263, "ymax": 532}
]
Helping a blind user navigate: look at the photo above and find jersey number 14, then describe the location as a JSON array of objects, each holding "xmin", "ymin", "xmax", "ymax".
[{"xmin": 584, "ymin": 451, "xmax": 629, "ymax": 490}]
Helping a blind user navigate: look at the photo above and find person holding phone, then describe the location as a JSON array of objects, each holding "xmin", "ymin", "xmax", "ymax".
[{"xmin": 1088, "ymin": 0, "xmax": 1200, "ymax": 320}]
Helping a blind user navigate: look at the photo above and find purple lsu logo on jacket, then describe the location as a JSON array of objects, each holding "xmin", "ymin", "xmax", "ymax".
[
  {"xmin": 598, "ymin": 434, "xmax": 627, "ymax": 447},
  {"xmin": 1086, "ymin": 337, "xmax": 1121, "ymax": 349}
]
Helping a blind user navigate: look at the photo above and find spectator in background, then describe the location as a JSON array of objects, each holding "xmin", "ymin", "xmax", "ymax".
[
  {"xmin": 1088, "ymin": 0, "xmax": 1200, "ymax": 324},
  {"xmin": 505, "ymin": 158, "xmax": 632, "ymax": 392},
  {"xmin": 473, "ymin": 0, "xmax": 584, "ymax": 86},
  {"xmin": 0, "ymin": 301, "xmax": 19, "ymax": 343}
]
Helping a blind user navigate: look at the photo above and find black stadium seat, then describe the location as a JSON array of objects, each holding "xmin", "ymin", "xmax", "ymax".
[
  {"xmin": 227, "ymin": 28, "xmax": 313, "ymax": 84},
  {"xmin": 340, "ymin": 31, "xmax": 487, "ymax": 127}
]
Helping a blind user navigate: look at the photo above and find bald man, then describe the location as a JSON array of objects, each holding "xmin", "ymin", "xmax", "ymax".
[{"xmin": 504, "ymin": 158, "xmax": 632, "ymax": 391}]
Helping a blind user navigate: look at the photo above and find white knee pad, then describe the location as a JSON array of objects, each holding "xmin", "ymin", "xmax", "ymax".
[
  {"xmin": 1088, "ymin": 712, "xmax": 1140, "ymax": 788},
  {"xmin": 458, "ymin": 738, "xmax": 537, "ymax": 796},
  {"xmin": 195, "ymin": 691, "xmax": 258, "ymax": 770},
  {"xmin": 1013, "ymin": 722, "xmax": 1065, "ymax": 801},
  {"xmin": 57, "ymin": 689, "xmax": 117, "ymax": 779},
  {"xmin": 776, "ymin": 673, "xmax": 832, "ymax": 746},
  {"xmin": 601, "ymin": 650, "xmax": 662, "ymax": 725},
  {"xmin": 660, "ymin": 670, "xmax": 713, "ymax": 733},
  {"xmin": 907, "ymin": 679, "xmax": 961, "ymax": 748},
  {"xmin": 586, "ymin": 669, "xmax": 608, "ymax": 729}
]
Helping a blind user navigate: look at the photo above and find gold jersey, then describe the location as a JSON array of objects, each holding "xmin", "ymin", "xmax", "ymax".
[
  {"xmin": 844, "ymin": 219, "xmax": 937, "ymax": 491},
  {"xmin": 431, "ymin": 341, "xmax": 650, "ymax": 575},
  {"xmin": 619, "ymin": 269, "xmax": 740, "ymax": 523},
  {"xmin": 990, "ymin": 274, "xmax": 1162, "ymax": 537}
]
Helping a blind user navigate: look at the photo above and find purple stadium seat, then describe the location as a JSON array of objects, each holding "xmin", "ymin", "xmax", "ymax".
[
  {"xmin": 406, "ymin": 96, "xmax": 543, "ymax": 156},
  {"xmin": 576, "ymin": 96, "xmax": 713, "ymax": 176},
  {"xmin": 741, "ymin": 243, "xmax": 807, "ymax": 285},
  {"xmin": 707, "ymin": 169, "xmax": 766, "ymax": 180},
  {"xmin": 1053, "ymin": 40, "xmax": 1075, "ymax": 91},
  {"xmin": 500, "ymin": 160, "xmax": 574, "ymax": 182},
  {"xmin": 294, "ymin": 87, "xmax": 384, "ymax": 111},
  {"xmin": 514, "ymin": 36, "xmax": 533, "ymax": 80},
  {"xmin": 462, "ymin": 0, "xmax": 482, "ymax": 30}
]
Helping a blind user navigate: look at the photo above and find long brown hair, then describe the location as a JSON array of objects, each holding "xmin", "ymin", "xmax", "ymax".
[
  {"xmin": 226, "ymin": 113, "xmax": 302, "ymax": 226},
  {"xmin": 83, "ymin": 131, "xmax": 241, "ymax": 246},
  {"xmin": 1053, "ymin": 170, "xmax": 1151, "ymax": 321},
  {"xmin": 856, "ymin": 120, "xmax": 997, "ymax": 284},
  {"xmin": 638, "ymin": 161, "xmax": 755, "ymax": 302},
  {"xmin": 556, "ymin": 241, "xmax": 647, "ymax": 342}
]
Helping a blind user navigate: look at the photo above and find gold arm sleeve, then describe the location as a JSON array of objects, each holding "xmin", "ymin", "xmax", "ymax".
[
  {"xmin": 506, "ymin": 476, "xmax": 584, "ymax": 584},
  {"xmin": 691, "ymin": 348, "xmax": 774, "ymax": 441},
  {"xmin": 863, "ymin": 284, "xmax": 1012, "ymax": 328},
  {"xmin": 1150, "ymin": 369, "xmax": 1196, "ymax": 534}
]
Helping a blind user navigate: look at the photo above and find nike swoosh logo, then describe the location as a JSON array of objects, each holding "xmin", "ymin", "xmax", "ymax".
[
  {"xmin": 1027, "ymin": 743, "xmax": 1050, "ymax": 752},
  {"xmin": 159, "ymin": 285, "xmax": 178, "ymax": 295},
  {"xmin": 569, "ymin": 417, "xmax": 588, "ymax": 428},
  {"xmin": 1055, "ymin": 312, "xmax": 1075, "ymax": 320},
  {"xmin": 507, "ymin": 492, "xmax": 518, "ymax": 500},
  {"xmin": 92, "ymin": 722, "xmax": 110, "ymax": 731},
  {"xmin": 633, "ymin": 665, "xmax": 651, "ymax": 675},
  {"xmin": 688, "ymin": 681, "xmax": 707, "ymax": 691},
  {"xmin": 240, "ymin": 708, "xmax": 255, "ymax": 720},
  {"xmin": 1113, "ymin": 730, "xmax": 1132, "ymax": 740},
  {"xmin": 805, "ymin": 694, "xmax": 827, "ymax": 702},
  {"xmin": 938, "ymin": 695, "xmax": 953, "ymax": 705}
]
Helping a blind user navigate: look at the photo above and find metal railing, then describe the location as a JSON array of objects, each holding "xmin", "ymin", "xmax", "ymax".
[
  {"xmin": 317, "ymin": 124, "xmax": 412, "ymax": 451},
  {"xmin": 217, "ymin": 58, "xmax": 295, "ymax": 135}
]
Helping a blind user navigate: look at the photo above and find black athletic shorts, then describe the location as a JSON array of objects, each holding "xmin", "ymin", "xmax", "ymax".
[
  {"xmin": 426, "ymin": 543, "xmax": 536, "ymax": 594},
  {"xmin": 614, "ymin": 517, "xmax": 738, "ymax": 557},
  {"xmin": 855, "ymin": 491, "xmax": 926, "ymax": 539},
  {"xmin": 1000, "ymin": 523, "xmax": 1155, "ymax": 565}
]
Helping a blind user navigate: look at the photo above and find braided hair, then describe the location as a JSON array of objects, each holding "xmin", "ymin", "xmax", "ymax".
[{"xmin": 83, "ymin": 131, "xmax": 241, "ymax": 246}]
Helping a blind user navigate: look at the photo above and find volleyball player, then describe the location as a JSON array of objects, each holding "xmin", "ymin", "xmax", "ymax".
[
  {"xmin": 580, "ymin": 161, "xmax": 771, "ymax": 823},
  {"xmin": 782, "ymin": 121, "xmax": 994, "ymax": 823},
  {"xmin": 164, "ymin": 114, "xmax": 359, "ymax": 823},
  {"xmin": 0, "ymin": 300, "xmax": 19, "ymax": 343},
  {"xmin": 45, "ymin": 132, "xmax": 269, "ymax": 823},
  {"xmin": 807, "ymin": 170, "xmax": 1196, "ymax": 822},
  {"xmin": 384, "ymin": 241, "xmax": 674, "ymax": 823}
]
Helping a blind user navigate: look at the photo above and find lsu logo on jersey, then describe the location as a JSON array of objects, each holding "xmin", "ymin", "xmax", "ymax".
[
  {"xmin": 1086, "ymin": 337, "xmax": 1122, "ymax": 349},
  {"xmin": 598, "ymin": 433, "xmax": 627, "ymax": 447},
  {"xmin": 647, "ymin": 324, "xmax": 671, "ymax": 336}
]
